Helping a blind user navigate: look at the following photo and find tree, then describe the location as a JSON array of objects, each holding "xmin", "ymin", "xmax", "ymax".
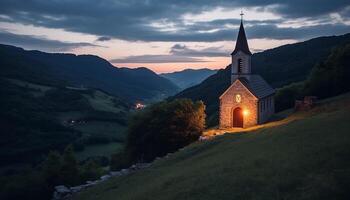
[
  {"xmin": 60, "ymin": 145, "xmax": 80, "ymax": 185},
  {"xmin": 42, "ymin": 151, "xmax": 62, "ymax": 187},
  {"xmin": 80, "ymin": 160, "xmax": 104, "ymax": 181},
  {"xmin": 304, "ymin": 44, "xmax": 350, "ymax": 98},
  {"xmin": 125, "ymin": 99, "xmax": 206, "ymax": 163}
]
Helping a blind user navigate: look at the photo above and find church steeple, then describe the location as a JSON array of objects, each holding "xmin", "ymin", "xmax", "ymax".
[
  {"xmin": 231, "ymin": 17, "xmax": 251, "ymax": 55},
  {"xmin": 230, "ymin": 12, "xmax": 252, "ymax": 83}
]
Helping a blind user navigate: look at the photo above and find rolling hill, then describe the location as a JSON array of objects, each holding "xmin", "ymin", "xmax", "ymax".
[
  {"xmin": 0, "ymin": 44, "xmax": 179, "ymax": 102},
  {"xmin": 0, "ymin": 77, "xmax": 130, "ymax": 167},
  {"xmin": 74, "ymin": 92, "xmax": 350, "ymax": 200},
  {"xmin": 172, "ymin": 33, "xmax": 350, "ymax": 125},
  {"xmin": 161, "ymin": 68, "xmax": 217, "ymax": 90}
]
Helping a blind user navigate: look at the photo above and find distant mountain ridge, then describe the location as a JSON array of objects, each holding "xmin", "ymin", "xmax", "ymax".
[
  {"xmin": 0, "ymin": 44, "xmax": 179, "ymax": 102},
  {"xmin": 161, "ymin": 68, "xmax": 217, "ymax": 90},
  {"xmin": 171, "ymin": 33, "xmax": 350, "ymax": 126}
]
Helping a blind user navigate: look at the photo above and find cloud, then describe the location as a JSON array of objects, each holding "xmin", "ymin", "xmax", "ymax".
[
  {"xmin": 0, "ymin": 31, "xmax": 100, "ymax": 51},
  {"xmin": 110, "ymin": 44, "xmax": 227, "ymax": 64},
  {"xmin": 0, "ymin": 0, "xmax": 349, "ymax": 43},
  {"xmin": 96, "ymin": 36, "xmax": 112, "ymax": 41},
  {"xmin": 170, "ymin": 44, "xmax": 228, "ymax": 57},
  {"xmin": 110, "ymin": 55, "xmax": 208, "ymax": 63}
]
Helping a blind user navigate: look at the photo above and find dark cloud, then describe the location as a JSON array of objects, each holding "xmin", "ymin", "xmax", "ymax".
[
  {"xmin": 96, "ymin": 36, "xmax": 112, "ymax": 41},
  {"xmin": 170, "ymin": 44, "xmax": 228, "ymax": 57},
  {"xmin": 0, "ymin": 0, "xmax": 349, "ymax": 42},
  {"xmin": 110, "ymin": 43, "xmax": 227, "ymax": 63},
  {"xmin": 0, "ymin": 31, "xmax": 100, "ymax": 52},
  {"xmin": 109, "ymin": 55, "xmax": 208, "ymax": 63}
]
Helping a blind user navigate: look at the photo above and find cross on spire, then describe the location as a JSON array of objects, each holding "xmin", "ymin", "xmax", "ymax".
[{"xmin": 240, "ymin": 10, "xmax": 244, "ymax": 22}]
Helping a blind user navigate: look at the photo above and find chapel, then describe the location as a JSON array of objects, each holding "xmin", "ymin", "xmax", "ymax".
[{"xmin": 219, "ymin": 17, "xmax": 275, "ymax": 128}]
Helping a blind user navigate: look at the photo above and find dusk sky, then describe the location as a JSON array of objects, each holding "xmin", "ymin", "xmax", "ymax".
[{"xmin": 0, "ymin": 0, "xmax": 349, "ymax": 73}]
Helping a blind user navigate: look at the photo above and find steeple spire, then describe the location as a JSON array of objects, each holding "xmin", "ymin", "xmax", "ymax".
[
  {"xmin": 231, "ymin": 13, "xmax": 252, "ymax": 56},
  {"xmin": 240, "ymin": 10, "xmax": 244, "ymax": 22}
]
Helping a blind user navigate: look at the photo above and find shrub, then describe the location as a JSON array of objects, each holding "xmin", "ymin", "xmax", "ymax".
[
  {"xmin": 275, "ymin": 82, "xmax": 304, "ymax": 112},
  {"xmin": 125, "ymin": 99, "xmax": 206, "ymax": 163},
  {"xmin": 304, "ymin": 44, "xmax": 350, "ymax": 98}
]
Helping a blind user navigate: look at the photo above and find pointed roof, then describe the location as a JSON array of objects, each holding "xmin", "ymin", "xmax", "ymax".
[
  {"xmin": 219, "ymin": 75, "xmax": 275, "ymax": 99},
  {"xmin": 231, "ymin": 21, "xmax": 252, "ymax": 55}
]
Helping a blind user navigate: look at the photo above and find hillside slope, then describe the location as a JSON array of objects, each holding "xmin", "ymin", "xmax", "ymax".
[
  {"xmin": 172, "ymin": 33, "xmax": 350, "ymax": 125},
  {"xmin": 0, "ymin": 44, "xmax": 179, "ymax": 102},
  {"xmin": 0, "ymin": 78, "xmax": 129, "ymax": 167},
  {"xmin": 161, "ymin": 68, "xmax": 217, "ymax": 90},
  {"xmin": 75, "ymin": 93, "xmax": 350, "ymax": 200}
]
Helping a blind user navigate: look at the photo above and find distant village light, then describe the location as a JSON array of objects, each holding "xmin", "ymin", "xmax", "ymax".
[{"xmin": 135, "ymin": 103, "xmax": 146, "ymax": 110}]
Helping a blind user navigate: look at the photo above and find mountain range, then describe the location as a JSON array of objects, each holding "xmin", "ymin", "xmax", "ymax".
[
  {"xmin": 0, "ymin": 44, "xmax": 179, "ymax": 103},
  {"xmin": 161, "ymin": 68, "xmax": 217, "ymax": 90}
]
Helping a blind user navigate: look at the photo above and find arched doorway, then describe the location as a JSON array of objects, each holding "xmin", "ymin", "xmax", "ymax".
[{"xmin": 233, "ymin": 107, "xmax": 243, "ymax": 128}]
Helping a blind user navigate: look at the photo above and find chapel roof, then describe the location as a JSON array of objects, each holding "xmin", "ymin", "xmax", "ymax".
[
  {"xmin": 237, "ymin": 75, "xmax": 275, "ymax": 99},
  {"xmin": 231, "ymin": 21, "xmax": 252, "ymax": 55}
]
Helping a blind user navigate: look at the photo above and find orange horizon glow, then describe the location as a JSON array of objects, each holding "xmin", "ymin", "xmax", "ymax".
[{"xmin": 112, "ymin": 57, "xmax": 230, "ymax": 73}]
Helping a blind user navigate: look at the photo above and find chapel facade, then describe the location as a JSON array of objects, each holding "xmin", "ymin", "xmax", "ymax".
[{"xmin": 219, "ymin": 19, "xmax": 275, "ymax": 129}]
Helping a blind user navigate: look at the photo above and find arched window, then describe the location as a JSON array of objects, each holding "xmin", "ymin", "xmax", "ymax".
[{"xmin": 237, "ymin": 58, "xmax": 243, "ymax": 73}]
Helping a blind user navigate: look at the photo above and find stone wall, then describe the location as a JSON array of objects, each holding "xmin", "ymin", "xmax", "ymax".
[
  {"xmin": 258, "ymin": 95, "xmax": 274, "ymax": 124},
  {"xmin": 219, "ymin": 80, "xmax": 258, "ymax": 128}
]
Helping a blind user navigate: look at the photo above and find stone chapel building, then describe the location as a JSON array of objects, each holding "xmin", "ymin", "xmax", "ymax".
[{"xmin": 219, "ymin": 19, "xmax": 275, "ymax": 129}]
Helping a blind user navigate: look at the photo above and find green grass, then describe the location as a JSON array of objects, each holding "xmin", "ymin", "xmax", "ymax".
[
  {"xmin": 74, "ymin": 93, "xmax": 350, "ymax": 200},
  {"xmin": 6, "ymin": 78, "xmax": 53, "ymax": 97},
  {"xmin": 74, "ymin": 121, "xmax": 127, "ymax": 141},
  {"xmin": 83, "ymin": 90, "xmax": 126, "ymax": 113},
  {"xmin": 76, "ymin": 142, "xmax": 124, "ymax": 161},
  {"xmin": 1, "ymin": 78, "xmax": 129, "ymax": 165}
]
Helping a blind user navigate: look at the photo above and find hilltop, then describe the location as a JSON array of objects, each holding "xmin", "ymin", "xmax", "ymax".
[
  {"xmin": 74, "ymin": 92, "xmax": 350, "ymax": 200},
  {"xmin": 0, "ymin": 44, "xmax": 179, "ymax": 102},
  {"xmin": 161, "ymin": 68, "xmax": 217, "ymax": 90}
]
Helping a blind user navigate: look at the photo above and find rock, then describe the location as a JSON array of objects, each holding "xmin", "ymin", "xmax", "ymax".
[
  {"xmin": 155, "ymin": 157, "xmax": 161, "ymax": 161},
  {"xmin": 52, "ymin": 161, "xmax": 152, "ymax": 199},
  {"xmin": 100, "ymin": 174, "xmax": 111, "ymax": 181},
  {"xmin": 70, "ymin": 185, "xmax": 84, "ymax": 193},
  {"xmin": 55, "ymin": 185, "xmax": 71, "ymax": 193},
  {"xmin": 110, "ymin": 171, "xmax": 122, "ymax": 176},
  {"xmin": 120, "ymin": 168, "xmax": 129, "ymax": 175},
  {"xmin": 52, "ymin": 185, "xmax": 71, "ymax": 200}
]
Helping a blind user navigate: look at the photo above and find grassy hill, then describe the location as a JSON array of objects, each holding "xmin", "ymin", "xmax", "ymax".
[
  {"xmin": 0, "ymin": 77, "xmax": 130, "ymax": 168},
  {"xmin": 74, "ymin": 93, "xmax": 350, "ymax": 200}
]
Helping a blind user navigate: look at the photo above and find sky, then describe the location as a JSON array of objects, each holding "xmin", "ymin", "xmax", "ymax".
[{"xmin": 0, "ymin": 1, "xmax": 349, "ymax": 73}]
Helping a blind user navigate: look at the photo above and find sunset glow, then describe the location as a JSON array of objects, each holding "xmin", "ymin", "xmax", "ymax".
[{"xmin": 0, "ymin": 1, "xmax": 349, "ymax": 73}]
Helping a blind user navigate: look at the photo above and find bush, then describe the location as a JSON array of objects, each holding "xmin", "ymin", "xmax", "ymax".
[
  {"xmin": 125, "ymin": 99, "xmax": 206, "ymax": 163},
  {"xmin": 110, "ymin": 150, "xmax": 132, "ymax": 170},
  {"xmin": 80, "ymin": 160, "xmax": 104, "ymax": 181},
  {"xmin": 304, "ymin": 44, "xmax": 350, "ymax": 98},
  {"xmin": 275, "ymin": 82, "xmax": 304, "ymax": 112},
  {"xmin": 274, "ymin": 44, "xmax": 350, "ymax": 112}
]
